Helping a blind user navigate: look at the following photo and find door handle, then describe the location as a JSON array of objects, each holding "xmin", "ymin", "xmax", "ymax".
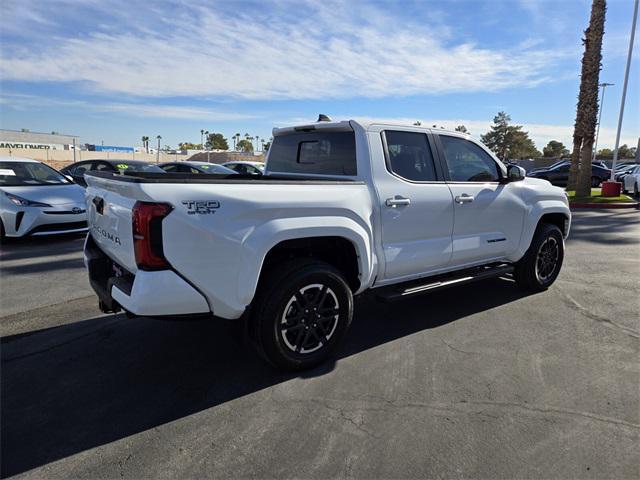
[
  {"xmin": 454, "ymin": 194, "xmax": 474, "ymax": 204},
  {"xmin": 386, "ymin": 195, "xmax": 411, "ymax": 207}
]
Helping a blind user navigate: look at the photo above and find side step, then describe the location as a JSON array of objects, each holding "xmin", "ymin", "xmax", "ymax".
[{"xmin": 375, "ymin": 263, "xmax": 515, "ymax": 302}]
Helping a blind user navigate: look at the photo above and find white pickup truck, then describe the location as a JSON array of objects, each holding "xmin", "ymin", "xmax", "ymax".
[{"xmin": 84, "ymin": 118, "xmax": 571, "ymax": 370}]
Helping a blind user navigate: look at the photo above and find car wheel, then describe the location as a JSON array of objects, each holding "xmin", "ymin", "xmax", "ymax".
[
  {"xmin": 515, "ymin": 223, "xmax": 564, "ymax": 292},
  {"xmin": 0, "ymin": 218, "xmax": 5, "ymax": 242},
  {"xmin": 251, "ymin": 258, "xmax": 353, "ymax": 371},
  {"xmin": 634, "ymin": 182, "xmax": 639, "ymax": 198},
  {"xmin": 591, "ymin": 176, "xmax": 600, "ymax": 188}
]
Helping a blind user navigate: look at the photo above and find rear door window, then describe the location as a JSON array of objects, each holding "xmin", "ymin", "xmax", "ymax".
[
  {"xmin": 268, "ymin": 131, "xmax": 357, "ymax": 176},
  {"xmin": 384, "ymin": 131, "xmax": 437, "ymax": 182}
]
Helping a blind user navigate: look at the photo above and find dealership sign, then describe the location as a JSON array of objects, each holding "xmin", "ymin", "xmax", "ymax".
[{"xmin": 0, "ymin": 142, "xmax": 62, "ymax": 150}]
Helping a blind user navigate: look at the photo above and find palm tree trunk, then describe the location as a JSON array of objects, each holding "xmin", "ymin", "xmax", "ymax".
[
  {"xmin": 572, "ymin": 0, "xmax": 607, "ymax": 196},
  {"xmin": 567, "ymin": 134, "xmax": 582, "ymax": 190}
]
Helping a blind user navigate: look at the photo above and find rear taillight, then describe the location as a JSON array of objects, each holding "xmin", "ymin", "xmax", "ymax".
[{"xmin": 132, "ymin": 201, "xmax": 172, "ymax": 270}]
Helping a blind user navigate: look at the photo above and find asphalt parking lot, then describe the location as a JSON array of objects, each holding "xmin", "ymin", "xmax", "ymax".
[{"xmin": 1, "ymin": 210, "xmax": 639, "ymax": 479}]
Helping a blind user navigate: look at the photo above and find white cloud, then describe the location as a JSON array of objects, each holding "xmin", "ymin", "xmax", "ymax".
[
  {"xmin": 325, "ymin": 116, "xmax": 637, "ymax": 150},
  {"xmin": 0, "ymin": 93, "xmax": 256, "ymax": 120},
  {"xmin": 0, "ymin": 1, "xmax": 570, "ymax": 100}
]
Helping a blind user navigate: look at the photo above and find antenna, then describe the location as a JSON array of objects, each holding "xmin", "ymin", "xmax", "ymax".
[{"xmin": 317, "ymin": 114, "xmax": 332, "ymax": 122}]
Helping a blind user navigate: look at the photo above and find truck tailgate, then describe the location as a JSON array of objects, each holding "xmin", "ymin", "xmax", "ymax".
[{"xmin": 85, "ymin": 175, "xmax": 142, "ymax": 273}]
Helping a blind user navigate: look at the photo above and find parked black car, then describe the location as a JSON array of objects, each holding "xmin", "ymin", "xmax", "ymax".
[
  {"xmin": 159, "ymin": 161, "xmax": 237, "ymax": 175},
  {"xmin": 527, "ymin": 162, "xmax": 611, "ymax": 187},
  {"xmin": 60, "ymin": 159, "xmax": 165, "ymax": 187}
]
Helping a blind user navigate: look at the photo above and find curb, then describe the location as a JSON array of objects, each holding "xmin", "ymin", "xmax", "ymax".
[{"xmin": 570, "ymin": 202, "xmax": 639, "ymax": 209}]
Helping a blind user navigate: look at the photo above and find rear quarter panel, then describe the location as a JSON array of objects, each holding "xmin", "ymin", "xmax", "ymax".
[{"xmin": 149, "ymin": 182, "xmax": 375, "ymax": 319}]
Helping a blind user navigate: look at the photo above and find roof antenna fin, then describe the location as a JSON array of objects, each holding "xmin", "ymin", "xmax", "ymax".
[{"xmin": 317, "ymin": 114, "xmax": 332, "ymax": 122}]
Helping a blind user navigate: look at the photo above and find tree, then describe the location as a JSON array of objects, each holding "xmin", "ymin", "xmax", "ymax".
[
  {"xmin": 543, "ymin": 140, "xmax": 570, "ymax": 158},
  {"xmin": 596, "ymin": 147, "xmax": 613, "ymax": 159},
  {"xmin": 141, "ymin": 135, "xmax": 149, "ymax": 153},
  {"xmin": 617, "ymin": 144, "xmax": 633, "ymax": 158},
  {"xmin": 413, "ymin": 121, "xmax": 422, "ymax": 126},
  {"xmin": 178, "ymin": 142, "xmax": 202, "ymax": 150},
  {"xmin": 263, "ymin": 141, "xmax": 271, "ymax": 152},
  {"xmin": 480, "ymin": 112, "xmax": 541, "ymax": 161},
  {"xmin": 236, "ymin": 139, "xmax": 254, "ymax": 153},
  {"xmin": 455, "ymin": 125, "xmax": 468, "ymax": 133},
  {"xmin": 568, "ymin": 0, "xmax": 606, "ymax": 196},
  {"xmin": 205, "ymin": 132, "xmax": 229, "ymax": 150}
]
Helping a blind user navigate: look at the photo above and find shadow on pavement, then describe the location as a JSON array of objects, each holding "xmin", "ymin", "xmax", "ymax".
[
  {"xmin": 567, "ymin": 209, "xmax": 640, "ymax": 245},
  {"xmin": 0, "ymin": 233, "xmax": 86, "ymax": 262},
  {"xmin": 1, "ymin": 278, "xmax": 533, "ymax": 477}
]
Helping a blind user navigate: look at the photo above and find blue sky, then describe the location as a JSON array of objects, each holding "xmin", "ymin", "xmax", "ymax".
[{"xmin": 0, "ymin": 0, "xmax": 638, "ymax": 150}]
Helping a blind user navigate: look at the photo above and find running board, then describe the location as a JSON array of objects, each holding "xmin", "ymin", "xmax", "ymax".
[{"xmin": 375, "ymin": 264, "xmax": 514, "ymax": 302}]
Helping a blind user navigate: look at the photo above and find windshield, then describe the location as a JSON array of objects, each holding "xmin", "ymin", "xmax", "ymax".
[
  {"xmin": 114, "ymin": 162, "xmax": 165, "ymax": 173},
  {"xmin": 197, "ymin": 164, "xmax": 237, "ymax": 174},
  {"xmin": 0, "ymin": 161, "xmax": 71, "ymax": 187}
]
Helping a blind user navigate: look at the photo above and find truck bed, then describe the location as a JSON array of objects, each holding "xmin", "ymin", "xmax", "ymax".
[{"xmin": 85, "ymin": 171, "xmax": 364, "ymax": 185}]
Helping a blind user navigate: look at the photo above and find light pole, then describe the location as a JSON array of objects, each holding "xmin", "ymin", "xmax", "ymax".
[
  {"xmin": 204, "ymin": 130, "xmax": 210, "ymax": 162},
  {"xmin": 156, "ymin": 135, "xmax": 161, "ymax": 163},
  {"xmin": 593, "ymin": 82, "xmax": 614, "ymax": 162},
  {"xmin": 610, "ymin": 0, "xmax": 638, "ymax": 181}
]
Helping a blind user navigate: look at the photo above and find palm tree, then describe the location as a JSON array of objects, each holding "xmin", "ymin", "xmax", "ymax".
[
  {"xmin": 255, "ymin": 135, "xmax": 260, "ymax": 151},
  {"xmin": 141, "ymin": 135, "xmax": 149, "ymax": 153},
  {"xmin": 204, "ymin": 131, "xmax": 209, "ymax": 150},
  {"xmin": 156, "ymin": 135, "xmax": 162, "ymax": 162},
  {"xmin": 568, "ymin": 0, "xmax": 607, "ymax": 196},
  {"xmin": 200, "ymin": 129, "xmax": 204, "ymax": 149}
]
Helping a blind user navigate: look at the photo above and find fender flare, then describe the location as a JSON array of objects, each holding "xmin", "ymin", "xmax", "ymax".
[
  {"xmin": 237, "ymin": 216, "xmax": 376, "ymax": 306},
  {"xmin": 511, "ymin": 200, "xmax": 570, "ymax": 261}
]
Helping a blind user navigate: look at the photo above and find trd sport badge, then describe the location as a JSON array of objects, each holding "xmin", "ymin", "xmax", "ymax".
[{"xmin": 182, "ymin": 200, "xmax": 220, "ymax": 215}]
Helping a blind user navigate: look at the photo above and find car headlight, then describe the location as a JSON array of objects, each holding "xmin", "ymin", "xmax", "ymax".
[{"xmin": 4, "ymin": 192, "xmax": 52, "ymax": 207}]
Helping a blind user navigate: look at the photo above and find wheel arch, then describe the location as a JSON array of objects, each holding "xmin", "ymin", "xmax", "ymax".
[
  {"xmin": 511, "ymin": 201, "xmax": 570, "ymax": 262},
  {"xmin": 237, "ymin": 218, "xmax": 376, "ymax": 310}
]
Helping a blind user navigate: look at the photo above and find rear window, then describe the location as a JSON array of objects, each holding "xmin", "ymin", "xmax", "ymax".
[{"xmin": 267, "ymin": 132, "xmax": 357, "ymax": 176}]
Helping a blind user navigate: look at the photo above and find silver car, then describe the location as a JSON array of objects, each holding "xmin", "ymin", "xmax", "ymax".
[{"xmin": 0, "ymin": 156, "xmax": 87, "ymax": 238}]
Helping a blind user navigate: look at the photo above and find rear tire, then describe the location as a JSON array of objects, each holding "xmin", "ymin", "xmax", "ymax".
[
  {"xmin": 591, "ymin": 176, "xmax": 600, "ymax": 188},
  {"xmin": 251, "ymin": 259, "xmax": 353, "ymax": 371},
  {"xmin": 634, "ymin": 182, "xmax": 639, "ymax": 198},
  {"xmin": 515, "ymin": 223, "xmax": 564, "ymax": 292},
  {"xmin": 0, "ymin": 218, "xmax": 5, "ymax": 243}
]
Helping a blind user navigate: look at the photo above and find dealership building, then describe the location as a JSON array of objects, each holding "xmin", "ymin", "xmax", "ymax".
[{"xmin": 0, "ymin": 129, "xmax": 80, "ymax": 151}]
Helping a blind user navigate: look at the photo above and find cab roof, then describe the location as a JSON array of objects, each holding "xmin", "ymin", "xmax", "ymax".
[{"xmin": 272, "ymin": 119, "xmax": 467, "ymax": 137}]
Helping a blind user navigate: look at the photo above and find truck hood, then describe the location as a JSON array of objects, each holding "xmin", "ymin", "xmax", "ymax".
[
  {"xmin": 522, "ymin": 177, "xmax": 553, "ymax": 187},
  {"xmin": 1, "ymin": 184, "xmax": 85, "ymax": 205}
]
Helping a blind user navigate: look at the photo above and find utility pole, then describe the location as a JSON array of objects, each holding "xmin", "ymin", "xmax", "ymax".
[
  {"xmin": 610, "ymin": 0, "xmax": 638, "ymax": 180},
  {"xmin": 593, "ymin": 82, "xmax": 614, "ymax": 162}
]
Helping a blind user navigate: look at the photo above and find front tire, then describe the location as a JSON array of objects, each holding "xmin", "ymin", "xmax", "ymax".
[
  {"xmin": 591, "ymin": 176, "xmax": 600, "ymax": 188},
  {"xmin": 251, "ymin": 259, "xmax": 353, "ymax": 371},
  {"xmin": 634, "ymin": 182, "xmax": 639, "ymax": 198},
  {"xmin": 515, "ymin": 223, "xmax": 564, "ymax": 291}
]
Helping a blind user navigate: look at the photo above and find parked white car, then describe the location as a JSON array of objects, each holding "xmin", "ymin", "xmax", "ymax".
[
  {"xmin": 83, "ymin": 119, "xmax": 571, "ymax": 370},
  {"xmin": 0, "ymin": 156, "xmax": 87, "ymax": 238},
  {"xmin": 622, "ymin": 165, "xmax": 640, "ymax": 197}
]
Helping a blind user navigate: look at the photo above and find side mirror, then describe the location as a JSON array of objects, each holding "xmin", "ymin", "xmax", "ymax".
[{"xmin": 506, "ymin": 165, "xmax": 526, "ymax": 182}]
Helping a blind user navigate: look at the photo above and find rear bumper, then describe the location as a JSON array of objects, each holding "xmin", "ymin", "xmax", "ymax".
[{"xmin": 84, "ymin": 235, "xmax": 210, "ymax": 316}]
